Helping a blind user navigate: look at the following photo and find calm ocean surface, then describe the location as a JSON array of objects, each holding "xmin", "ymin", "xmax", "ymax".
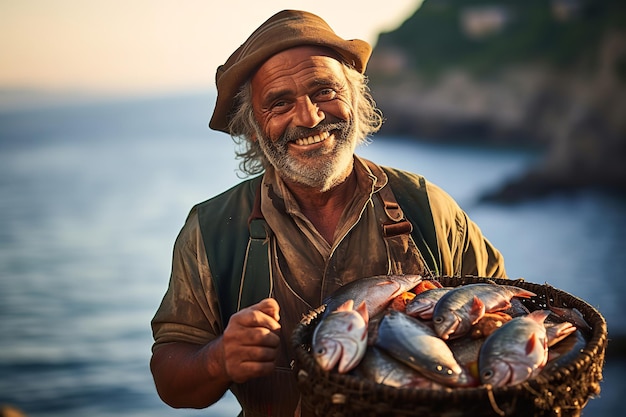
[{"xmin": 0, "ymin": 92, "xmax": 624, "ymax": 416}]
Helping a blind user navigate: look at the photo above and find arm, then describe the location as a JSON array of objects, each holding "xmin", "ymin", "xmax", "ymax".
[
  {"xmin": 426, "ymin": 182, "xmax": 507, "ymax": 278},
  {"xmin": 150, "ymin": 298, "xmax": 281, "ymax": 408}
]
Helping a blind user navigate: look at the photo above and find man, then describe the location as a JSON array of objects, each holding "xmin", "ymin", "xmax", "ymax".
[{"xmin": 150, "ymin": 9, "xmax": 506, "ymax": 417}]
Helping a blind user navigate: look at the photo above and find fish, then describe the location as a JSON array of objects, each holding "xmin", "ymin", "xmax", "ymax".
[
  {"xmin": 351, "ymin": 346, "xmax": 445, "ymax": 389},
  {"xmin": 432, "ymin": 283, "xmax": 536, "ymax": 340},
  {"xmin": 405, "ymin": 287, "xmax": 452, "ymax": 319},
  {"xmin": 323, "ymin": 274, "xmax": 422, "ymax": 318},
  {"xmin": 374, "ymin": 310, "xmax": 476, "ymax": 387},
  {"xmin": 478, "ymin": 309, "xmax": 550, "ymax": 387},
  {"xmin": 312, "ymin": 299, "xmax": 369, "ymax": 374}
]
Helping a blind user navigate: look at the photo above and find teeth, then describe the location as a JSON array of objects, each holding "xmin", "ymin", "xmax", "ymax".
[{"xmin": 294, "ymin": 131, "xmax": 330, "ymax": 146}]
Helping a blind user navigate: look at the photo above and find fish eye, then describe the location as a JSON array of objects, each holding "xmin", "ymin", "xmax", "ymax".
[
  {"xmin": 433, "ymin": 316, "xmax": 443, "ymax": 324},
  {"xmin": 482, "ymin": 369, "xmax": 494, "ymax": 379},
  {"xmin": 434, "ymin": 365, "xmax": 454, "ymax": 375},
  {"xmin": 315, "ymin": 347, "xmax": 326, "ymax": 355}
]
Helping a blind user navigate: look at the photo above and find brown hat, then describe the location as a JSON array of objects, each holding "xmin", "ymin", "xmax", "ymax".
[{"xmin": 209, "ymin": 9, "xmax": 372, "ymax": 133}]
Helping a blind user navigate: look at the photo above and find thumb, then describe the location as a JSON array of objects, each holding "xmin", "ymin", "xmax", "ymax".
[{"xmin": 257, "ymin": 298, "xmax": 280, "ymax": 323}]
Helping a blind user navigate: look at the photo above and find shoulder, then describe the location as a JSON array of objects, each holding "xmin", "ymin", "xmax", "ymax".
[
  {"xmin": 173, "ymin": 176, "xmax": 262, "ymax": 252},
  {"xmin": 195, "ymin": 175, "xmax": 262, "ymax": 212},
  {"xmin": 382, "ymin": 165, "xmax": 460, "ymax": 212}
]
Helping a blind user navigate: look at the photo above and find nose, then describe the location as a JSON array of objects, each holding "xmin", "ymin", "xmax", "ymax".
[{"xmin": 293, "ymin": 96, "xmax": 324, "ymax": 128}]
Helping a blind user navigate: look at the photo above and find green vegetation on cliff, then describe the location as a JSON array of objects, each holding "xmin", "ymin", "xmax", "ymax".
[
  {"xmin": 370, "ymin": 0, "xmax": 626, "ymax": 196},
  {"xmin": 377, "ymin": 0, "xmax": 626, "ymax": 79}
]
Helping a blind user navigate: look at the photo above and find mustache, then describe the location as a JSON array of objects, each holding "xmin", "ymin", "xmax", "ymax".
[{"xmin": 279, "ymin": 121, "xmax": 350, "ymax": 145}]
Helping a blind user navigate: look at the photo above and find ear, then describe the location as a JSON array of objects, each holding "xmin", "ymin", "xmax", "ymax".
[{"xmin": 250, "ymin": 132, "xmax": 258, "ymax": 142}]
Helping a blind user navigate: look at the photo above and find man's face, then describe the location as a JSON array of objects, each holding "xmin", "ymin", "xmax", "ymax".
[{"xmin": 250, "ymin": 46, "xmax": 357, "ymax": 191}]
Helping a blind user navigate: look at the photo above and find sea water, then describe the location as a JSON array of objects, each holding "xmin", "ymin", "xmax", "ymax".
[{"xmin": 0, "ymin": 92, "xmax": 623, "ymax": 416}]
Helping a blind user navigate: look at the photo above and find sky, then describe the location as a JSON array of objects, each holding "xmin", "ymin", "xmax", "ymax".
[{"xmin": 1, "ymin": 0, "xmax": 423, "ymax": 99}]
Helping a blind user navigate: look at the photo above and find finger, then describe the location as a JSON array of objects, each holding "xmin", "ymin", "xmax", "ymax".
[
  {"xmin": 223, "ymin": 344, "xmax": 280, "ymax": 383},
  {"xmin": 257, "ymin": 298, "xmax": 280, "ymax": 322},
  {"xmin": 224, "ymin": 323, "xmax": 281, "ymax": 349},
  {"xmin": 233, "ymin": 302, "xmax": 281, "ymax": 331},
  {"xmin": 247, "ymin": 326, "xmax": 281, "ymax": 347}
]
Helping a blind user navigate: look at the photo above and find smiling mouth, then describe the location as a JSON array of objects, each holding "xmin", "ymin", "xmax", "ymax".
[{"xmin": 293, "ymin": 131, "xmax": 331, "ymax": 146}]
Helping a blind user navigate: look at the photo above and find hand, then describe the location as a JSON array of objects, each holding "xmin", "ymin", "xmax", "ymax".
[{"xmin": 221, "ymin": 298, "xmax": 281, "ymax": 383}]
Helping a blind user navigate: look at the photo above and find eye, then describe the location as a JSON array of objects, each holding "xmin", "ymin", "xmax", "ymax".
[
  {"xmin": 270, "ymin": 100, "xmax": 291, "ymax": 114},
  {"xmin": 314, "ymin": 88, "xmax": 337, "ymax": 102},
  {"xmin": 482, "ymin": 369, "xmax": 494, "ymax": 380}
]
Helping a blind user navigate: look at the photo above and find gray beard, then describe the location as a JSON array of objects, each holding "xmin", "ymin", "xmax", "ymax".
[{"xmin": 256, "ymin": 121, "xmax": 357, "ymax": 191}]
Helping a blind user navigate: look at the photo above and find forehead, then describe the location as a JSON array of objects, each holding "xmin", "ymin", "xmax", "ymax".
[{"xmin": 251, "ymin": 46, "xmax": 346, "ymax": 93}]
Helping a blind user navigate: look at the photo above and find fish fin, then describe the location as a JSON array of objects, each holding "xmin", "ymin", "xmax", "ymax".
[
  {"xmin": 336, "ymin": 299, "xmax": 354, "ymax": 312},
  {"xmin": 469, "ymin": 296, "xmax": 486, "ymax": 324},
  {"xmin": 510, "ymin": 287, "xmax": 537, "ymax": 299},
  {"xmin": 528, "ymin": 309, "xmax": 551, "ymax": 324},
  {"xmin": 374, "ymin": 280, "xmax": 402, "ymax": 294},
  {"xmin": 356, "ymin": 300, "xmax": 369, "ymax": 324},
  {"xmin": 525, "ymin": 333, "xmax": 539, "ymax": 355},
  {"xmin": 546, "ymin": 322, "xmax": 577, "ymax": 347}
]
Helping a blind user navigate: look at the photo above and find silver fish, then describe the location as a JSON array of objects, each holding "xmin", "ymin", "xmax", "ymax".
[
  {"xmin": 351, "ymin": 346, "xmax": 445, "ymax": 389},
  {"xmin": 432, "ymin": 283, "xmax": 536, "ymax": 340},
  {"xmin": 478, "ymin": 309, "xmax": 550, "ymax": 387},
  {"xmin": 312, "ymin": 299, "xmax": 369, "ymax": 374},
  {"xmin": 323, "ymin": 274, "xmax": 422, "ymax": 318},
  {"xmin": 374, "ymin": 310, "xmax": 476, "ymax": 387},
  {"xmin": 405, "ymin": 287, "xmax": 452, "ymax": 319}
]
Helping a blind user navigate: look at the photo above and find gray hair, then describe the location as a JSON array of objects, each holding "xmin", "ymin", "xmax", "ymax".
[{"xmin": 226, "ymin": 64, "xmax": 384, "ymax": 176}]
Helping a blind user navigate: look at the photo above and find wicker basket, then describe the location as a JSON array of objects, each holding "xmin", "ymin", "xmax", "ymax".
[{"xmin": 291, "ymin": 276, "xmax": 608, "ymax": 417}]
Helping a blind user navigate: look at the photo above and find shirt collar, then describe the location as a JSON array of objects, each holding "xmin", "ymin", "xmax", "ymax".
[{"xmin": 261, "ymin": 156, "xmax": 388, "ymax": 215}]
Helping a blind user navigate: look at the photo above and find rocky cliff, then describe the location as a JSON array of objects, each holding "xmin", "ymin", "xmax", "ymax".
[{"xmin": 367, "ymin": 0, "xmax": 626, "ymax": 199}]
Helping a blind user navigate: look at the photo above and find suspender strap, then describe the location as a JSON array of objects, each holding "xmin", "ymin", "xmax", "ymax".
[
  {"xmin": 378, "ymin": 180, "xmax": 414, "ymax": 238},
  {"xmin": 196, "ymin": 175, "xmax": 265, "ymax": 326},
  {"xmin": 383, "ymin": 167, "xmax": 441, "ymax": 276},
  {"xmin": 238, "ymin": 182, "xmax": 272, "ymax": 312}
]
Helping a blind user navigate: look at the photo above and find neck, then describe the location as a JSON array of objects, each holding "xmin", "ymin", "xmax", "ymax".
[{"xmin": 282, "ymin": 168, "xmax": 358, "ymax": 244}]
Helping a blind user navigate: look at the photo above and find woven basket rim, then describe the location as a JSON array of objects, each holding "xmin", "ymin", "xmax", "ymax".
[{"xmin": 291, "ymin": 275, "xmax": 608, "ymax": 415}]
